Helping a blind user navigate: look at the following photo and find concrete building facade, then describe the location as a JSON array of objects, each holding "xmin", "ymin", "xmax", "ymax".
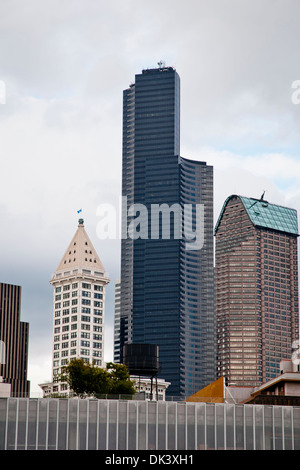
[{"xmin": 47, "ymin": 218, "xmax": 109, "ymax": 396}]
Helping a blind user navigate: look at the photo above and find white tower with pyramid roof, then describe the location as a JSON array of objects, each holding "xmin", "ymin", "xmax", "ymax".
[{"xmin": 49, "ymin": 218, "xmax": 110, "ymax": 396}]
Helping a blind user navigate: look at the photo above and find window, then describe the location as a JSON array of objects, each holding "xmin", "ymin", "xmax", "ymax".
[
  {"xmin": 82, "ymin": 291, "xmax": 91, "ymax": 297},
  {"xmin": 80, "ymin": 349, "xmax": 89, "ymax": 356},
  {"xmin": 81, "ymin": 315, "xmax": 90, "ymax": 322}
]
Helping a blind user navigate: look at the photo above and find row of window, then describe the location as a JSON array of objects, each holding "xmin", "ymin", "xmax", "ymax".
[
  {"xmin": 55, "ymin": 292, "xmax": 103, "ymax": 300},
  {"xmin": 53, "ymin": 358, "xmax": 102, "ymax": 368},
  {"xmin": 55, "ymin": 308, "xmax": 103, "ymax": 317},
  {"xmin": 54, "ymin": 333, "xmax": 102, "ymax": 342},
  {"xmin": 54, "ymin": 341, "xmax": 102, "ymax": 350},
  {"xmin": 53, "ymin": 349, "xmax": 102, "ymax": 360},
  {"xmin": 54, "ymin": 325, "xmax": 102, "ymax": 334},
  {"xmin": 55, "ymin": 299, "xmax": 103, "ymax": 308},
  {"xmin": 56, "ymin": 283, "xmax": 103, "ymax": 293},
  {"xmin": 54, "ymin": 316, "xmax": 103, "ymax": 327}
]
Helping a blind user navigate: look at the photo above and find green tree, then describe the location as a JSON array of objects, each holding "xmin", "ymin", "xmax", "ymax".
[
  {"xmin": 60, "ymin": 358, "xmax": 136, "ymax": 398},
  {"xmin": 106, "ymin": 362, "xmax": 136, "ymax": 395}
]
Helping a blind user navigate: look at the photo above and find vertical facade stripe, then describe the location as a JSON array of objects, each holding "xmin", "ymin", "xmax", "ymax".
[{"xmin": 1, "ymin": 398, "xmax": 300, "ymax": 450}]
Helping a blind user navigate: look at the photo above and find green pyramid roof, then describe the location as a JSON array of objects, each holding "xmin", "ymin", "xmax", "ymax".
[{"xmin": 215, "ymin": 195, "xmax": 298, "ymax": 236}]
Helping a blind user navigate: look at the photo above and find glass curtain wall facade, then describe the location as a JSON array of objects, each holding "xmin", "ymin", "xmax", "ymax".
[
  {"xmin": 179, "ymin": 158, "xmax": 215, "ymax": 395},
  {"xmin": 215, "ymin": 195, "xmax": 299, "ymax": 387},
  {"xmin": 120, "ymin": 85, "xmax": 135, "ymax": 362},
  {"xmin": 119, "ymin": 66, "xmax": 215, "ymax": 398}
]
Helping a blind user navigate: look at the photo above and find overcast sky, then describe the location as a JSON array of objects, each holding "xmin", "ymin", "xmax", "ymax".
[{"xmin": 1, "ymin": 0, "xmax": 300, "ymax": 395}]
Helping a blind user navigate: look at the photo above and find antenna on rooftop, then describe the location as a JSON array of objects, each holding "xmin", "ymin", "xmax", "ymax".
[
  {"xmin": 157, "ymin": 60, "xmax": 166, "ymax": 68},
  {"xmin": 260, "ymin": 191, "xmax": 266, "ymax": 201}
]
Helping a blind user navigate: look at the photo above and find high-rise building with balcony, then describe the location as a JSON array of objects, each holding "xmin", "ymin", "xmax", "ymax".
[
  {"xmin": 119, "ymin": 65, "xmax": 215, "ymax": 398},
  {"xmin": 48, "ymin": 218, "xmax": 109, "ymax": 396},
  {"xmin": 215, "ymin": 194, "xmax": 299, "ymax": 387}
]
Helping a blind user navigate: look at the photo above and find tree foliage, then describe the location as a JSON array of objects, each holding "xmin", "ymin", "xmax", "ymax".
[{"xmin": 60, "ymin": 359, "xmax": 136, "ymax": 398}]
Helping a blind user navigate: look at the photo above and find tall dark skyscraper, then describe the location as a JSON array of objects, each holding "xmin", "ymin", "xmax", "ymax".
[
  {"xmin": 118, "ymin": 65, "xmax": 215, "ymax": 398},
  {"xmin": 215, "ymin": 194, "xmax": 299, "ymax": 387},
  {"xmin": 0, "ymin": 282, "xmax": 30, "ymax": 397}
]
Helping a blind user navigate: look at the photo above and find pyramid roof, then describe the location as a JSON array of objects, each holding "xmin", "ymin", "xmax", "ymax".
[{"xmin": 55, "ymin": 218, "xmax": 106, "ymax": 274}]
